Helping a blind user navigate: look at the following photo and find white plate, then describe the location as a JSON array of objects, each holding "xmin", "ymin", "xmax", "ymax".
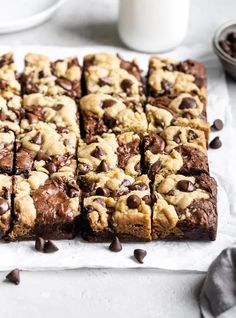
[{"xmin": 0, "ymin": 0, "xmax": 64, "ymax": 34}]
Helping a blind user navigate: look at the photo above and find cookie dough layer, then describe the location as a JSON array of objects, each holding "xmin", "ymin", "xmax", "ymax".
[{"xmin": 8, "ymin": 172, "xmax": 81, "ymax": 240}]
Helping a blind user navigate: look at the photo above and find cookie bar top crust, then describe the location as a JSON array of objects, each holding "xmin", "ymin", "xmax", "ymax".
[
  {"xmin": 83, "ymin": 53, "xmax": 145, "ymax": 102},
  {"xmin": 80, "ymin": 93, "xmax": 147, "ymax": 137},
  {"xmin": 22, "ymin": 53, "xmax": 82, "ymax": 100},
  {"xmin": 82, "ymin": 174, "xmax": 152, "ymax": 241},
  {"xmin": 8, "ymin": 171, "xmax": 81, "ymax": 241},
  {"xmin": 21, "ymin": 93, "xmax": 80, "ymax": 135},
  {"xmin": 152, "ymin": 173, "xmax": 217, "ymax": 240},
  {"xmin": 15, "ymin": 121, "xmax": 77, "ymax": 175},
  {"xmin": 0, "ymin": 174, "xmax": 12, "ymax": 238},
  {"xmin": 147, "ymin": 56, "xmax": 207, "ymax": 105},
  {"xmin": 77, "ymin": 132, "xmax": 141, "ymax": 177}
]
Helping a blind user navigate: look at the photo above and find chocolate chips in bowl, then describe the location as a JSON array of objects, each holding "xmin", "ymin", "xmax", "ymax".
[{"xmin": 213, "ymin": 21, "xmax": 236, "ymax": 79}]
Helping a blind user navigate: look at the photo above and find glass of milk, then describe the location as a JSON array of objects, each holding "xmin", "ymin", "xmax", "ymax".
[{"xmin": 118, "ymin": 0, "xmax": 190, "ymax": 53}]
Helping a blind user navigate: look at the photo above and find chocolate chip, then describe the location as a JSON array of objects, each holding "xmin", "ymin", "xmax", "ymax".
[
  {"xmin": 161, "ymin": 79, "xmax": 172, "ymax": 92},
  {"xmin": 91, "ymin": 146, "xmax": 105, "ymax": 158},
  {"xmin": 31, "ymin": 132, "xmax": 42, "ymax": 145},
  {"xmin": 35, "ymin": 237, "xmax": 45, "ymax": 252},
  {"xmin": 178, "ymin": 61, "xmax": 189, "ymax": 73},
  {"xmin": 54, "ymin": 104, "xmax": 64, "ymax": 111},
  {"xmin": 134, "ymin": 162, "xmax": 141, "ymax": 173},
  {"xmin": 133, "ymin": 249, "xmax": 147, "ymax": 264},
  {"xmin": 127, "ymin": 194, "xmax": 141, "ymax": 209},
  {"xmin": 0, "ymin": 198, "xmax": 9, "ymax": 215},
  {"xmin": 96, "ymin": 160, "xmax": 109, "ymax": 172},
  {"xmin": 6, "ymin": 269, "xmax": 20, "ymax": 285},
  {"xmin": 173, "ymin": 132, "xmax": 181, "ymax": 144},
  {"xmin": 179, "ymin": 97, "xmax": 197, "ymax": 109},
  {"xmin": 38, "ymin": 70, "xmax": 45, "ymax": 78},
  {"xmin": 45, "ymin": 162, "xmax": 57, "ymax": 173},
  {"xmin": 209, "ymin": 136, "xmax": 222, "ymax": 149},
  {"xmin": 102, "ymin": 99, "xmax": 116, "ymax": 108},
  {"xmin": 177, "ymin": 180, "xmax": 195, "ymax": 192},
  {"xmin": 142, "ymin": 195, "xmax": 151, "ymax": 205},
  {"xmin": 121, "ymin": 179, "xmax": 131, "ymax": 187},
  {"xmin": 96, "ymin": 187, "xmax": 109, "ymax": 196},
  {"xmin": 56, "ymin": 78, "xmax": 72, "ymax": 91},
  {"xmin": 188, "ymin": 130, "xmax": 198, "ymax": 141},
  {"xmin": 36, "ymin": 151, "xmax": 51, "ymax": 161},
  {"xmin": 98, "ymin": 77, "xmax": 112, "ymax": 86},
  {"xmin": 43, "ymin": 240, "xmax": 59, "ymax": 253},
  {"xmin": 77, "ymin": 163, "xmax": 91, "ymax": 174},
  {"xmin": 103, "ymin": 112, "xmax": 116, "ymax": 128},
  {"xmin": 195, "ymin": 77, "xmax": 205, "ymax": 88},
  {"xmin": 84, "ymin": 205, "xmax": 94, "ymax": 214},
  {"xmin": 63, "ymin": 139, "xmax": 70, "ymax": 146},
  {"xmin": 154, "ymin": 118, "xmax": 165, "ymax": 129},
  {"xmin": 109, "ymin": 236, "xmax": 122, "ymax": 252},
  {"xmin": 211, "ymin": 119, "xmax": 223, "ymax": 131},
  {"xmin": 57, "ymin": 126, "xmax": 69, "ymax": 134},
  {"xmin": 149, "ymin": 160, "xmax": 162, "ymax": 179},
  {"xmin": 120, "ymin": 79, "xmax": 133, "ymax": 95},
  {"xmin": 68, "ymin": 188, "xmax": 79, "ymax": 198},
  {"xmin": 163, "ymin": 64, "xmax": 176, "ymax": 72},
  {"xmin": 129, "ymin": 183, "xmax": 148, "ymax": 191},
  {"xmin": 143, "ymin": 134, "xmax": 165, "ymax": 154}
]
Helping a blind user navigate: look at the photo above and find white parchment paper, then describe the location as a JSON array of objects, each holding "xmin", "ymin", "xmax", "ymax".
[{"xmin": 0, "ymin": 44, "xmax": 235, "ymax": 272}]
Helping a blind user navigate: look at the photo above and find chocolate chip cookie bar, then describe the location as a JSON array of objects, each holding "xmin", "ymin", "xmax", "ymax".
[
  {"xmin": 79, "ymin": 93, "xmax": 147, "ymax": 138},
  {"xmin": 147, "ymin": 56, "xmax": 207, "ymax": 105},
  {"xmin": 83, "ymin": 53, "xmax": 145, "ymax": 102},
  {"xmin": 81, "ymin": 174, "xmax": 152, "ymax": 241},
  {"xmin": 143, "ymin": 132, "xmax": 209, "ymax": 180},
  {"xmin": 0, "ymin": 125, "xmax": 15, "ymax": 174},
  {"xmin": 15, "ymin": 121, "xmax": 77, "ymax": 176},
  {"xmin": 8, "ymin": 172, "xmax": 81, "ymax": 240},
  {"xmin": 0, "ymin": 53, "xmax": 21, "ymax": 96},
  {"xmin": 77, "ymin": 132, "xmax": 141, "ymax": 177},
  {"xmin": 21, "ymin": 53, "xmax": 81, "ymax": 100},
  {"xmin": 0, "ymin": 174, "xmax": 12, "ymax": 238},
  {"xmin": 152, "ymin": 173, "xmax": 217, "ymax": 240},
  {"xmin": 20, "ymin": 93, "xmax": 80, "ymax": 135}
]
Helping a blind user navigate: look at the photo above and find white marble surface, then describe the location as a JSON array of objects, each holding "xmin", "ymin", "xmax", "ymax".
[{"xmin": 0, "ymin": 0, "xmax": 235, "ymax": 317}]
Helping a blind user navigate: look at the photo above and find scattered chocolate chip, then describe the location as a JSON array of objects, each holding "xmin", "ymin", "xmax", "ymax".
[
  {"xmin": 177, "ymin": 180, "xmax": 195, "ymax": 192},
  {"xmin": 173, "ymin": 132, "xmax": 181, "ymax": 144},
  {"xmin": 154, "ymin": 118, "xmax": 165, "ymax": 129},
  {"xmin": 96, "ymin": 160, "xmax": 109, "ymax": 172},
  {"xmin": 91, "ymin": 146, "xmax": 105, "ymax": 158},
  {"xmin": 6, "ymin": 269, "xmax": 20, "ymax": 285},
  {"xmin": 163, "ymin": 64, "xmax": 175, "ymax": 72},
  {"xmin": 84, "ymin": 205, "xmax": 94, "ymax": 214},
  {"xmin": 103, "ymin": 112, "xmax": 117, "ymax": 128},
  {"xmin": 38, "ymin": 70, "xmax": 45, "ymax": 78},
  {"xmin": 45, "ymin": 162, "xmax": 57, "ymax": 173},
  {"xmin": 56, "ymin": 78, "xmax": 72, "ymax": 91},
  {"xmin": 31, "ymin": 132, "xmax": 42, "ymax": 145},
  {"xmin": 143, "ymin": 134, "xmax": 165, "ymax": 154},
  {"xmin": 36, "ymin": 151, "xmax": 50, "ymax": 161},
  {"xmin": 188, "ymin": 130, "xmax": 198, "ymax": 141},
  {"xmin": 161, "ymin": 79, "xmax": 172, "ymax": 92},
  {"xmin": 211, "ymin": 119, "xmax": 223, "ymax": 131},
  {"xmin": 77, "ymin": 163, "xmax": 91, "ymax": 174},
  {"xmin": 209, "ymin": 136, "xmax": 222, "ymax": 149},
  {"xmin": 63, "ymin": 139, "xmax": 70, "ymax": 146},
  {"xmin": 57, "ymin": 126, "xmax": 69, "ymax": 134},
  {"xmin": 178, "ymin": 61, "xmax": 189, "ymax": 73},
  {"xmin": 127, "ymin": 194, "xmax": 141, "ymax": 209},
  {"xmin": 179, "ymin": 97, "xmax": 197, "ymax": 109},
  {"xmin": 120, "ymin": 79, "xmax": 133, "ymax": 95},
  {"xmin": 0, "ymin": 198, "xmax": 9, "ymax": 215},
  {"xmin": 43, "ymin": 240, "xmax": 59, "ymax": 253},
  {"xmin": 102, "ymin": 99, "xmax": 116, "ymax": 108},
  {"xmin": 35, "ymin": 237, "xmax": 45, "ymax": 252},
  {"xmin": 149, "ymin": 160, "xmax": 162, "ymax": 179},
  {"xmin": 98, "ymin": 77, "xmax": 112, "ymax": 86},
  {"xmin": 96, "ymin": 187, "xmax": 109, "ymax": 196},
  {"xmin": 109, "ymin": 236, "xmax": 122, "ymax": 252},
  {"xmin": 133, "ymin": 249, "xmax": 147, "ymax": 264},
  {"xmin": 121, "ymin": 179, "xmax": 131, "ymax": 187},
  {"xmin": 142, "ymin": 195, "xmax": 151, "ymax": 205},
  {"xmin": 53, "ymin": 104, "xmax": 64, "ymax": 111}
]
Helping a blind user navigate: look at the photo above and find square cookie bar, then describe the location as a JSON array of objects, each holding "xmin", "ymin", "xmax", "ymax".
[
  {"xmin": 83, "ymin": 53, "xmax": 145, "ymax": 102},
  {"xmin": 15, "ymin": 121, "xmax": 77, "ymax": 176},
  {"xmin": 21, "ymin": 53, "xmax": 81, "ymax": 100},
  {"xmin": 0, "ymin": 53, "xmax": 21, "ymax": 96},
  {"xmin": 77, "ymin": 132, "xmax": 141, "ymax": 177},
  {"xmin": 81, "ymin": 174, "xmax": 152, "ymax": 241},
  {"xmin": 8, "ymin": 171, "xmax": 81, "ymax": 240},
  {"xmin": 20, "ymin": 93, "xmax": 80, "ymax": 135},
  {"xmin": 147, "ymin": 56, "xmax": 207, "ymax": 106},
  {"xmin": 79, "ymin": 93, "xmax": 147, "ymax": 138},
  {"xmin": 143, "ymin": 133, "xmax": 209, "ymax": 180},
  {"xmin": 152, "ymin": 173, "xmax": 217, "ymax": 240},
  {"xmin": 0, "ymin": 174, "xmax": 12, "ymax": 238},
  {"xmin": 0, "ymin": 126, "xmax": 15, "ymax": 174}
]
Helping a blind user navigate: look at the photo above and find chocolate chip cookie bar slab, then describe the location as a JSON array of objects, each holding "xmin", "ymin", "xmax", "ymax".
[
  {"xmin": 143, "ymin": 133, "xmax": 209, "ymax": 180},
  {"xmin": 83, "ymin": 53, "xmax": 145, "ymax": 102},
  {"xmin": 152, "ymin": 173, "xmax": 217, "ymax": 240},
  {"xmin": 79, "ymin": 93, "xmax": 147, "ymax": 139},
  {"xmin": 20, "ymin": 93, "xmax": 80, "ymax": 136},
  {"xmin": 21, "ymin": 53, "xmax": 82, "ymax": 101},
  {"xmin": 147, "ymin": 56, "xmax": 207, "ymax": 106},
  {"xmin": 15, "ymin": 121, "xmax": 77, "ymax": 176},
  {"xmin": 8, "ymin": 171, "xmax": 81, "ymax": 241},
  {"xmin": 0, "ymin": 174, "xmax": 12, "ymax": 238},
  {"xmin": 0, "ymin": 126, "xmax": 15, "ymax": 174},
  {"xmin": 0, "ymin": 53, "xmax": 21, "ymax": 97},
  {"xmin": 77, "ymin": 132, "xmax": 141, "ymax": 177},
  {"xmin": 81, "ymin": 174, "xmax": 152, "ymax": 242}
]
